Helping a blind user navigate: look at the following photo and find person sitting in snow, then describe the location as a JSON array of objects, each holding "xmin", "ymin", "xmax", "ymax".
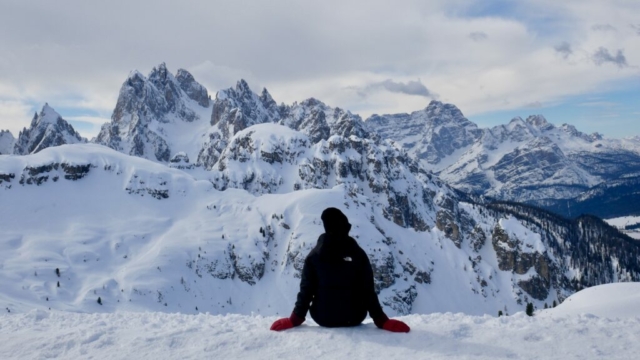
[{"xmin": 270, "ymin": 207, "xmax": 410, "ymax": 333}]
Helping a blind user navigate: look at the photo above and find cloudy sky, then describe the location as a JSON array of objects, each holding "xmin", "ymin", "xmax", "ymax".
[{"xmin": 1, "ymin": 0, "xmax": 638, "ymax": 138}]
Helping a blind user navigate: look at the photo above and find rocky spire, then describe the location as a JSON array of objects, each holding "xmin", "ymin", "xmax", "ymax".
[
  {"xmin": 210, "ymin": 79, "xmax": 280, "ymax": 138},
  {"xmin": 0, "ymin": 129, "xmax": 15, "ymax": 155},
  {"xmin": 95, "ymin": 63, "xmax": 207, "ymax": 162},
  {"xmin": 176, "ymin": 69, "xmax": 210, "ymax": 107},
  {"xmin": 13, "ymin": 104, "xmax": 85, "ymax": 155}
]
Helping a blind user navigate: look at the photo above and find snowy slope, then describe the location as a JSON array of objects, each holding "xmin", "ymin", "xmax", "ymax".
[
  {"xmin": 541, "ymin": 282, "xmax": 640, "ymax": 318},
  {"xmin": 1, "ymin": 307, "xmax": 640, "ymax": 359},
  {"xmin": 1, "ymin": 142, "xmax": 512, "ymax": 316}
]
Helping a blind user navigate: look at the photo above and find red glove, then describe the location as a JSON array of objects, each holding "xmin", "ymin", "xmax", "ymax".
[
  {"xmin": 270, "ymin": 318, "xmax": 294, "ymax": 331},
  {"xmin": 270, "ymin": 312, "xmax": 305, "ymax": 331},
  {"xmin": 382, "ymin": 319, "xmax": 410, "ymax": 333}
]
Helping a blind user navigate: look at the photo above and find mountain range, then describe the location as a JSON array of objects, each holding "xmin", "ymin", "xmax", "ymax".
[
  {"xmin": 367, "ymin": 103, "xmax": 640, "ymax": 216},
  {"xmin": 1, "ymin": 63, "xmax": 639, "ymax": 317}
]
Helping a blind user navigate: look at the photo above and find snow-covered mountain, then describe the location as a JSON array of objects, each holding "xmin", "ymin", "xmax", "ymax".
[
  {"xmin": 366, "ymin": 102, "xmax": 640, "ymax": 204},
  {"xmin": 11, "ymin": 104, "xmax": 85, "ymax": 155},
  {"xmin": 2, "ymin": 64, "xmax": 639, "ymax": 319},
  {"xmin": 0, "ymin": 130, "xmax": 15, "ymax": 155},
  {"xmin": 1, "ymin": 132, "xmax": 638, "ymax": 318},
  {"xmin": 198, "ymin": 81, "xmax": 370, "ymax": 170},
  {"xmin": 540, "ymin": 175, "xmax": 640, "ymax": 219},
  {"xmin": 94, "ymin": 63, "xmax": 213, "ymax": 163}
]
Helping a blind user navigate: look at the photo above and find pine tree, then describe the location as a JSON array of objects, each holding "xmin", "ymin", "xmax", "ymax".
[
  {"xmin": 55, "ymin": 268, "xmax": 60, "ymax": 277},
  {"xmin": 553, "ymin": 300, "xmax": 557, "ymax": 308},
  {"xmin": 498, "ymin": 310, "xmax": 503, "ymax": 317},
  {"xmin": 97, "ymin": 297, "xmax": 102, "ymax": 305},
  {"xmin": 57, "ymin": 281, "xmax": 60, "ymax": 288},
  {"xmin": 526, "ymin": 302, "xmax": 534, "ymax": 316}
]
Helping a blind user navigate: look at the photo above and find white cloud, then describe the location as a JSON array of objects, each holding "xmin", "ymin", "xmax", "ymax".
[
  {"xmin": 554, "ymin": 42, "xmax": 573, "ymax": 58},
  {"xmin": 0, "ymin": 0, "xmax": 637, "ymax": 135},
  {"xmin": 65, "ymin": 116, "xmax": 110, "ymax": 139},
  {"xmin": 0, "ymin": 100, "xmax": 34, "ymax": 135},
  {"xmin": 592, "ymin": 24, "xmax": 617, "ymax": 32}
]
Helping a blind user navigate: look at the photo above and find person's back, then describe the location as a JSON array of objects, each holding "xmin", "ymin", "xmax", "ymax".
[
  {"xmin": 300, "ymin": 233, "xmax": 377, "ymax": 327},
  {"xmin": 270, "ymin": 207, "xmax": 410, "ymax": 333}
]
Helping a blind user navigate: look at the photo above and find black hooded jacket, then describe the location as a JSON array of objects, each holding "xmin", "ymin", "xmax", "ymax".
[{"xmin": 292, "ymin": 208, "xmax": 386, "ymax": 327}]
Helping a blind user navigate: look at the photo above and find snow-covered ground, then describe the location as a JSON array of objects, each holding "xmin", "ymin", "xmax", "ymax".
[
  {"xmin": 606, "ymin": 216, "xmax": 640, "ymax": 240},
  {"xmin": 1, "ymin": 283, "xmax": 639, "ymax": 359}
]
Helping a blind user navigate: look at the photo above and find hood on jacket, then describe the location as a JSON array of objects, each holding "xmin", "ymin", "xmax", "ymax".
[
  {"xmin": 317, "ymin": 207, "xmax": 355, "ymax": 261},
  {"xmin": 321, "ymin": 207, "xmax": 351, "ymax": 236}
]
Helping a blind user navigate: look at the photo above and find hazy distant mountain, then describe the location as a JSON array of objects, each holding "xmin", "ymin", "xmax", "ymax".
[{"xmin": 366, "ymin": 101, "xmax": 640, "ymax": 209}]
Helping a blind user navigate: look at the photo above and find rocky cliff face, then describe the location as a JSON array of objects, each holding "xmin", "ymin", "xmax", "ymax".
[
  {"xmin": 175, "ymin": 69, "xmax": 210, "ymax": 107},
  {"xmin": 13, "ymin": 104, "xmax": 85, "ymax": 155},
  {"xmin": 3, "ymin": 140, "xmax": 638, "ymax": 316},
  {"xmin": 367, "ymin": 101, "xmax": 482, "ymax": 167},
  {"xmin": 366, "ymin": 102, "xmax": 640, "ymax": 204},
  {"xmin": 0, "ymin": 130, "xmax": 15, "ymax": 155},
  {"xmin": 94, "ymin": 63, "xmax": 210, "ymax": 162},
  {"xmin": 485, "ymin": 201, "xmax": 640, "ymax": 301},
  {"xmin": 210, "ymin": 123, "xmax": 438, "ymax": 232},
  {"xmin": 198, "ymin": 81, "xmax": 371, "ymax": 170}
]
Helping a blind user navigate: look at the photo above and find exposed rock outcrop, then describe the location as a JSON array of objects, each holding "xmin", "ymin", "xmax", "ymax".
[{"xmin": 13, "ymin": 104, "xmax": 85, "ymax": 155}]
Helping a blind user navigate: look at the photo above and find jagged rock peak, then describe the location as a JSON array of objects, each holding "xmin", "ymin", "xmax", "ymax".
[
  {"xmin": 236, "ymin": 79, "xmax": 251, "ymax": 93},
  {"xmin": 560, "ymin": 123, "xmax": 593, "ymax": 142},
  {"xmin": 13, "ymin": 104, "xmax": 85, "ymax": 155},
  {"xmin": 508, "ymin": 117, "xmax": 526, "ymax": 126},
  {"xmin": 127, "ymin": 69, "xmax": 145, "ymax": 80},
  {"xmin": 425, "ymin": 100, "xmax": 467, "ymax": 122},
  {"xmin": 0, "ymin": 129, "xmax": 15, "ymax": 155},
  {"xmin": 94, "ymin": 63, "xmax": 211, "ymax": 162},
  {"xmin": 175, "ymin": 68, "xmax": 210, "ymax": 107},
  {"xmin": 36, "ymin": 103, "xmax": 62, "ymax": 125},
  {"xmin": 211, "ymin": 79, "xmax": 281, "ymax": 138},
  {"xmin": 526, "ymin": 115, "xmax": 549, "ymax": 127},
  {"xmin": 301, "ymin": 97, "xmax": 323, "ymax": 107},
  {"xmin": 148, "ymin": 62, "xmax": 170, "ymax": 82},
  {"xmin": 259, "ymin": 88, "xmax": 277, "ymax": 109}
]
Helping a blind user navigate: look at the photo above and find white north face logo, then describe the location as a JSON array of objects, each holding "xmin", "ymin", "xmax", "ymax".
[{"xmin": 344, "ymin": 257, "xmax": 352, "ymax": 262}]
